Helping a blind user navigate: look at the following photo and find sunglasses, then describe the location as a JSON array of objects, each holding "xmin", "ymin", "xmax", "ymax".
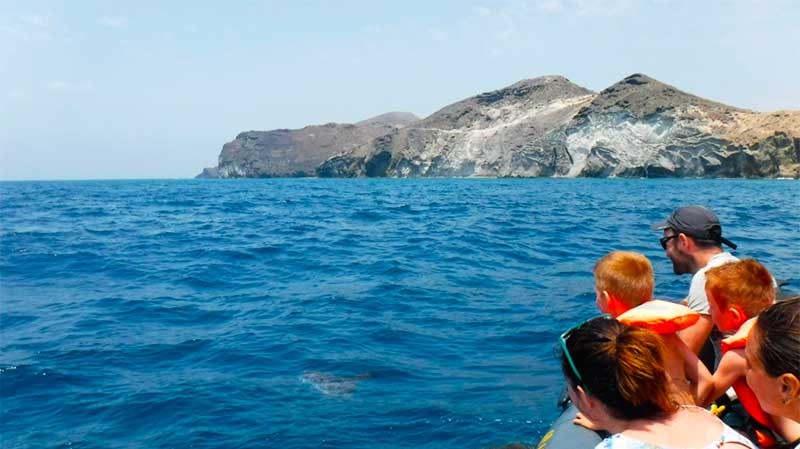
[
  {"xmin": 559, "ymin": 314, "xmax": 612, "ymax": 396},
  {"xmin": 659, "ymin": 234, "xmax": 679, "ymax": 249}
]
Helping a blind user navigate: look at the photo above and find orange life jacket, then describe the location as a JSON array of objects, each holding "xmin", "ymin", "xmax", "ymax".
[
  {"xmin": 721, "ymin": 318, "xmax": 780, "ymax": 447},
  {"xmin": 617, "ymin": 300, "xmax": 699, "ymax": 334}
]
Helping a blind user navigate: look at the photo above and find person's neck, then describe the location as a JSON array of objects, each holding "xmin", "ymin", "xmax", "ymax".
[
  {"xmin": 691, "ymin": 247, "xmax": 724, "ymax": 273},
  {"xmin": 789, "ymin": 404, "xmax": 800, "ymax": 424},
  {"xmin": 615, "ymin": 411, "xmax": 675, "ymax": 435},
  {"xmin": 602, "ymin": 416, "xmax": 630, "ymax": 435}
]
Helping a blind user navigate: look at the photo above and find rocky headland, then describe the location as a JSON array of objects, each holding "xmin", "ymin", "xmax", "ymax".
[
  {"xmin": 198, "ymin": 74, "xmax": 800, "ymax": 178},
  {"xmin": 199, "ymin": 112, "xmax": 419, "ymax": 178}
]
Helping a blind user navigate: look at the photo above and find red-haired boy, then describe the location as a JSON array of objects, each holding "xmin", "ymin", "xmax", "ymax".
[
  {"xmin": 702, "ymin": 259, "xmax": 799, "ymax": 444},
  {"xmin": 593, "ymin": 251, "xmax": 712, "ymax": 405}
]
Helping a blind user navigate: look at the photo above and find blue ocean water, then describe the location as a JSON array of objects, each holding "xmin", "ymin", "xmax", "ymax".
[{"xmin": 1, "ymin": 179, "xmax": 798, "ymax": 449}]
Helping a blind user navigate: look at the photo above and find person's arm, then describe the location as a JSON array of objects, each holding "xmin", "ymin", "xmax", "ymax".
[
  {"xmin": 670, "ymin": 334, "xmax": 713, "ymax": 405},
  {"xmin": 677, "ymin": 314, "xmax": 714, "ymax": 355},
  {"xmin": 702, "ymin": 349, "xmax": 747, "ymax": 406}
]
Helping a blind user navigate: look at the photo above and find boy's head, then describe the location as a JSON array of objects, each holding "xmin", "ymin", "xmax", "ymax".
[
  {"xmin": 705, "ymin": 258, "xmax": 775, "ymax": 332},
  {"xmin": 593, "ymin": 251, "xmax": 654, "ymax": 317}
]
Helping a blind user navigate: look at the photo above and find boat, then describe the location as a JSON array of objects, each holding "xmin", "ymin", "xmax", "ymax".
[{"xmin": 536, "ymin": 399, "xmax": 603, "ymax": 449}]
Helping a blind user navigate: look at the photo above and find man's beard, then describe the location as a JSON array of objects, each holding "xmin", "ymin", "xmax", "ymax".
[{"xmin": 671, "ymin": 253, "xmax": 693, "ymax": 275}]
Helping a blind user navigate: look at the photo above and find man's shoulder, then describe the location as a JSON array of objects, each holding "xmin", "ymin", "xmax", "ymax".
[
  {"xmin": 706, "ymin": 252, "xmax": 739, "ymax": 268},
  {"xmin": 686, "ymin": 252, "xmax": 739, "ymax": 312},
  {"xmin": 693, "ymin": 252, "xmax": 738, "ymax": 279}
]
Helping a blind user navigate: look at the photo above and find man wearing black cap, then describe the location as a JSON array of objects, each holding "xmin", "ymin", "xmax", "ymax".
[{"xmin": 652, "ymin": 205, "xmax": 739, "ymax": 356}]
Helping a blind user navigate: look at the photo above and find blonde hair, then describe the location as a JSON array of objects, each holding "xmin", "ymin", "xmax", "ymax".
[
  {"xmin": 594, "ymin": 251, "xmax": 654, "ymax": 308},
  {"xmin": 705, "ymin": 259, "xmax": 775, "ymax": 318}
]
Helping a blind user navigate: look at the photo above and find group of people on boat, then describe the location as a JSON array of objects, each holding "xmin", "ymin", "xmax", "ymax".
[{"xmin": 556, "ymin": 206, "xmax": 800, "ymax": 449}]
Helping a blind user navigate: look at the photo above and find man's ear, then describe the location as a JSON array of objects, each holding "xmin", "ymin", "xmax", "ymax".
[{"xmin": 677, "ymin": 233, "xmax": 691, "ymax": 249}]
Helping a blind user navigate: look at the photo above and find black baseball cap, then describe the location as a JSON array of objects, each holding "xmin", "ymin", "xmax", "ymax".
[{"xmin": 651, "ymin": 205, "xmax": 737, "ymax": 249}]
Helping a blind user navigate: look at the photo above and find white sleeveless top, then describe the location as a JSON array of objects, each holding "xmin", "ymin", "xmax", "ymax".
[{"xmin": 594, "ymin": 407, "xmax": 756, "ymax": 449}]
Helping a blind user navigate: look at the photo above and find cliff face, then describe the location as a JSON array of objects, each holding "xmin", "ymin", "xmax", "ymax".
[
  {"xmin": 317, "ymin": 76, "xmax": 596, "ymax": 177},
  {"xmin": 199, "ymin": 112, "xmax": 419, "ymax": 178},
  {"xmin": 563, "ymin": 74, "xmax": 800, "ymax": 178},
  {"xmin": 200, "ymin": 74, "xmax": 800, "ymax": 179}
]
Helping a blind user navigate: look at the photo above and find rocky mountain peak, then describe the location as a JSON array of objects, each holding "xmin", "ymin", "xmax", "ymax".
[
  {"xmin": 356, "ymin": 111, "xmax": 420, "ymax": 128},
  {"xmin": 473, "ymin": 75, "xmax": 592, "ymax": 106},
  {"xmin": 578, "ymin": 73, "xmax": 742, "ymax": 119},
  {"xmin": 620, "ymin": 73, "xmax": 655, "ymax": 85},
  {"xmin": 417, "ymin": 76, "xmax": 594, "ymax": 131}
]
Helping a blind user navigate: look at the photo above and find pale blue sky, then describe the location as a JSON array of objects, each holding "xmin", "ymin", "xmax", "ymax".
[{"xmin": 2, "ymin": 0, "xmax": 798, "ymax": 180}]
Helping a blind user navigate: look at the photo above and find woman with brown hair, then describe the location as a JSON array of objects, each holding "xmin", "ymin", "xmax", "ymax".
[
  {"xmin": 560, "ymin": 316, "xmax": 755, "ymax": 449},
  {"xmin": 746, "ymin": 296, "xmax": 800, "ymax": 449}
]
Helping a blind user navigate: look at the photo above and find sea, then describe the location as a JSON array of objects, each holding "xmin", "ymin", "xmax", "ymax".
[{"xmin": 1, "ymin": 179, "xmax": 798, "ymax": 449}]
